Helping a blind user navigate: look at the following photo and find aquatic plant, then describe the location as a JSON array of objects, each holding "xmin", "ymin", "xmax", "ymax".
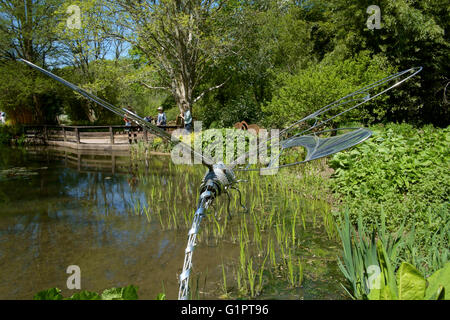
[
  {"xmin": 34, "ymin": 285, "xmax": 139, "ymax": 300},
  {"xmin": 128, "ymin": 153, "xmax": 347, "ymax": 299},
  {"xmin": 335, "ymin": 210, "xmax": 411, "ymax": 299}
]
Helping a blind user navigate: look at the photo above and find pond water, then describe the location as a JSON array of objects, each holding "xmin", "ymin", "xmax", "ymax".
[{"xmin": 0, "ymin": 146, "xmax": 346, "ymax": 300}]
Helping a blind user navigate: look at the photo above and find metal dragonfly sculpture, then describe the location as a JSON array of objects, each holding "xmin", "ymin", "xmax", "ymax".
[{"xmin": 19, "ymin": 59, "xmax": 421, "ymax": 300}]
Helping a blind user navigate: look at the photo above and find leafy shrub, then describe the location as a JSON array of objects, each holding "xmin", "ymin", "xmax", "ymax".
[
  {"xmin": 0, "ymin": 125, "xmax": 26, "ymax": 145},
  {"xmin": 330, "ymin": 123, "xmax": 449, "ymax": 275},
  {"xmin": 262, "ymin": 51, "xmax": 396, "ymax": 129},
  {"xmin": 139, "ymin": 128, "xmax": 258, "ymax": 162},
  {"xmin": 175, "ymin": 128, "xmax": 259, "ymax": 164},
  {"xmin": 0, "ymin": 126, "xmax": 12, "ymax": 145}
]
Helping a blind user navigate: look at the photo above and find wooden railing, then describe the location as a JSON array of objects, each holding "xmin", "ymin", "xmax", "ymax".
[{"xmin": 23, "ymin": 124, "xmax": 180, "ymax": 147}]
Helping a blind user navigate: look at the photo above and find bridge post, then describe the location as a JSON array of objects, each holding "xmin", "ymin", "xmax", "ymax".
[
  {"xmin": 75, "ymin": 128, "xmax": 80, "ymax": 144},
  {"xmin": 109, "ymin": 126, "xmax": 114, "ymax": 145},
  {"xmin": 43, "ymin": 125, "xmax": 48, "ymax": 142}
]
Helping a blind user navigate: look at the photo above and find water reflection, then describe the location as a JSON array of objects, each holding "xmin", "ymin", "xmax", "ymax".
[
  {"xmin": 0, "ymin": 146, "xmax": 346, "ymax": 300},
  {"xmin": 0, "ymin": 146, "xmax": 200, "ymax": 299}
]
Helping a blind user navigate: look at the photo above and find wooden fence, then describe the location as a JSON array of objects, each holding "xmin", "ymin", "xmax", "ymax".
[{"xmin": 23, "ymin": 124, "xmax": 180, "ymax": 150}]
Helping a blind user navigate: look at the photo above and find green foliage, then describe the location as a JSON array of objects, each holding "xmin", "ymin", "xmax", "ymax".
[
  {"xmin": 57, "ymin": 59, "xmax": 167, "ymax": 125},
  {"xmin": 155, "ymin": 293, "xmax": 166, "ymax": 300},
  {"xmin": 336, "ymin": 208, "xmax": 450, "ymax": 300},
  {"xmin": 33, "ymin": 285, "xmax": 139, "ymax": 300},
  {"xmin": 425, "ymin": 262, "xmax": 450, "ymax": 300},
  {"xmin": 178, "ymin": 128, "xmax": 259, "ymax": 165},
  {"xmin": 0, "ymin": 126, "xmax": 13, "ymax": 145},
  {"xmin": 326, "ymin": 0, "xmax": 449, "ymax": 125},
  {"xmin": 330, "ymin": 123, "xmax": 449, "ymax": 199},
  {"xmin": 0, "ymin": 62, "xmax": 64, "ymax": 124},
  {"xmin": 262, "ymin": 52, "xmax": 396, "ymax": 128},
  {"xmin": 0, "ymin": 125, "xmax": 28, "ymax": 145},
  {"xmin": 33, "ymin": 288, "xmax": 64, "ymax": 300},
  {"xmin": 330, "ymin": 123, "xmax": 449, "ymax": 275},
  {"xmin": 396, "ymin": 262, "xmax": 426, "ymax": 300},
  {"xmin": 1, "ymin": 0, "xmax": 448, "ymax": 127},
  {"xmin": 100, "ymin": 285, "xmax": 139, "ymax": 300},
  {"xmin": 368, "ymin": 261, "xmax": 450, "ymax": 300},
  {"xmin": 336, "ymin": 210, "xmax": 406, "ymax": 299}
]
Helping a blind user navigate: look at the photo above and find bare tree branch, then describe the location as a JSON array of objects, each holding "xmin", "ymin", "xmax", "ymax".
[
  {"xmin": 193, "ymin": 76, "xmax": 230, "ymax": 104},
  {"xmin": 139, "ymin": 81, "xmax": 170, "ymax": 91}
]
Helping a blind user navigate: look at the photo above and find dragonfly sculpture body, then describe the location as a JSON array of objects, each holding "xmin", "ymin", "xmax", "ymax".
[{"xmin": 19, "ymin": 59, "xmax": 421, "ymax": 300}]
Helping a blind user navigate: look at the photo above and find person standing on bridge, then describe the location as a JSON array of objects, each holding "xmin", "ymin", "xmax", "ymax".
[
  {"xmin": 156, "ymin": 107, "xmax": 167, "ymax": 126},
  {"xmin": 180, "ymin": 102, "xmax": 192, "ymax": 134}
]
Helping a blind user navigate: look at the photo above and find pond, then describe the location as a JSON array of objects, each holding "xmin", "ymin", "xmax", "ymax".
[{"xmin": 0, "ymin": 146, "xmax": 346, "ymax": 300}]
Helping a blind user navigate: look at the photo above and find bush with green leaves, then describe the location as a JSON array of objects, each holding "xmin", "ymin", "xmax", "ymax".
[
  {"xmin": 330, "ymin": 123, "xmax": 449, "ymax": 275},
  {"xmin": 262, "ymin": 51, "xmax": 396, "ymax": 129},
  {"xmin": 0, "ymin": 126, "xmax": 12, "ymax": 145},
  {"xmin": 172, "ymin": 128, "xmax": 259, "ymax": 164}
]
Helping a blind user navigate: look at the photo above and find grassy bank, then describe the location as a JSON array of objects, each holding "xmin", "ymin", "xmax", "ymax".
[{"xmin": 329, "ymin": 124, "xmax": 449, "ymax": 273}]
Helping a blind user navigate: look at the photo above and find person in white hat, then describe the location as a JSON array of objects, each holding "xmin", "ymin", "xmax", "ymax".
[{"xmin": 156, "ymin": 107, "xmax": 167, "ymax": 126}]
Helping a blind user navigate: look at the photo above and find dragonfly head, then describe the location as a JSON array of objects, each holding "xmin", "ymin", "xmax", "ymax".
[
  {"xmin": 199, "ymin": 162, "xmax": 236, "ymax": 203},
  {"xmin": 212, "ymin": 162, "xmax": 236, "ymax": 187}
]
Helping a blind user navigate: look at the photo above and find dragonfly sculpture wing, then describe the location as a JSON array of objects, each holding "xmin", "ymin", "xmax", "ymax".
[
  {"xmin": 262, "ymin": 127, "xmax": 372, "ymax": 170},
  {"xmin": 231, "ymin": 66, "xmax": 422, "ymax": 171},
  {"xmin": 18, "ymin": 59, "xmax": 215, "ymax": 169}
]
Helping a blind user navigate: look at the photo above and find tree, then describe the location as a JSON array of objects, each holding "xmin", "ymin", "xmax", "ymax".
[
  {"xmin": 193, "ymin": 0, "xmax": 336, "ymax": 127},
  {"xmin": 54, "ymin": 0, "xmax": 129, "ymax": 123},
  {"xmin": 325, "ymin": 0, "xmax": 449, "ymax": 125},
  {"xmin": 103, "ymin": 0, "xmax": 236, "ymax": 114},
  {"xmin": 0, "ymin": 0, "xmax": 63, "ymax": 124}
]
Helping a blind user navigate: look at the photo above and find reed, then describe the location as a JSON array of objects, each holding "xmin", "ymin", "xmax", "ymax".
[
  {"xmin": 129, "ymin": 148, "xmax": 340, "ymax": 299},
  {"xmin": 222, "ymin": 262, "xmax": 228, "ymax": 298}
]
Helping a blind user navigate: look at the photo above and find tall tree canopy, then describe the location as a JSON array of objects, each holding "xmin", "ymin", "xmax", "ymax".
[
  {"xmin": 0, "ymin": 0, "xmax": 447, "ymax": 127},
  {"xmin": 103, "ymin": 0, "xmax": 237, "ymax": 113},
  {"xmin": 0, "ymin": 0, "xmax": 63, "ymax": 124}
]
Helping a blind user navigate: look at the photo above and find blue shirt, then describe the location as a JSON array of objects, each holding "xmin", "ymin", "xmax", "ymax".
[
  {"xmin": 184, "ymin": 110, "xmax": 192, "ymax": 125},
  {"xmin": 157, "ymin": 112, "xmax": 166, "ymax": 125}
]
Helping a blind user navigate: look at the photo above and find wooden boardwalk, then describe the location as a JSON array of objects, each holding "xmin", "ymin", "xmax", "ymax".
[{"xmin": 23, "ymin": 124, "xmax": 180, "ymax": 151}]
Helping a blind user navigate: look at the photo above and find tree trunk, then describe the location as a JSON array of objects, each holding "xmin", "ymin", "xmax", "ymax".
[{"xmin": 173, "ymin": 77, "xmax": 192, "ymax": 113}]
